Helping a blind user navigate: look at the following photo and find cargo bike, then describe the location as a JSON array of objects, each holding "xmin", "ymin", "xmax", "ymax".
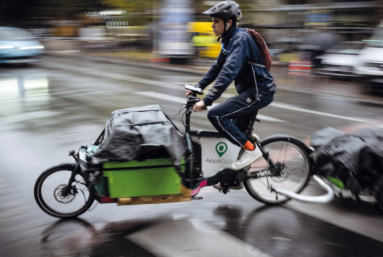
[{"xmin": 34, "ymin": 85, "xmax": 383, "ymax": 218}]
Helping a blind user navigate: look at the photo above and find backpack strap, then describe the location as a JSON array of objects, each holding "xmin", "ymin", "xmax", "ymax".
[{"xmin": 246, "ymin": 60, "xmax": 265, "ymax": 68}]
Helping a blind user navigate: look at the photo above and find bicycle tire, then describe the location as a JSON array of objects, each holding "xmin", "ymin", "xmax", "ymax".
[
  {"xmin": 244, "ymin": 135, "xmax": 312, "ymax": 205},
  {"xmin": 34, "ymin": 163, "xmax": 95, "ymax": 219}
]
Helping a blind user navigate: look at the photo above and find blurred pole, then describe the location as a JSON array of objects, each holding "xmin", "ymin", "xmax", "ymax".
[{"xmin": 152, "ymin": 0, "xmax": 159, "ymax": 54}]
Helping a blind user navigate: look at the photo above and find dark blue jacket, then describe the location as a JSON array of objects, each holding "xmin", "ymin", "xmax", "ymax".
[{"xmin": 196, "ymin": 27, "xmax": 276, "ymax": 106}]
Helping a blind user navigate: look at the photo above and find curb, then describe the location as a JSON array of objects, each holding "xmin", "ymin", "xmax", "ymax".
[{"xmin": 45, "ymin": 52, "xmax": 383, "ymax": 106}]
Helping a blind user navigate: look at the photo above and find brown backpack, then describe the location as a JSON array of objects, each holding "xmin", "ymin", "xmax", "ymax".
[{"xmin": 246, "ymin": 29, "xmax": 272, "ymax": 71}]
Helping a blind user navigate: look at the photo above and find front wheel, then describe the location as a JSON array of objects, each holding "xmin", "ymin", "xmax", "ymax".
[
  {"xmin": 34, "ymin": 164, "xmax": 95, "ymax": 219},
  {"xmin": 244, "ymin": 136, "xmax": 311, "ymax": 205}
]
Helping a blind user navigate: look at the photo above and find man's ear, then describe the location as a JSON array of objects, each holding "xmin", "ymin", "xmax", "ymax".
[{"xmin": 226, "ymin": 20, "xmax": 233, "ymax": 30}]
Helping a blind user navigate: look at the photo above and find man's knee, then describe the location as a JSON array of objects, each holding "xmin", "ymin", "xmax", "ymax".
[{"xmin": 207, "ymin": 109, "xmax": 217, "ymax": 121}]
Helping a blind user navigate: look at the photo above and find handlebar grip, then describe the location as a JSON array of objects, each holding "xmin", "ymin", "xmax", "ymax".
[{"xmin": 202, "ymin": 105, "xmax": 207, "ymax": 110}]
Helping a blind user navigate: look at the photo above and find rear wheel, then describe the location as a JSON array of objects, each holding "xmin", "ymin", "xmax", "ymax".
[
  {"xmin": 34, "ymin": 164, "xmax": 95, "ymax": 219},
  {"xmin": 244, "ymin": 136, "xmax": 311, "ymax": 205}
]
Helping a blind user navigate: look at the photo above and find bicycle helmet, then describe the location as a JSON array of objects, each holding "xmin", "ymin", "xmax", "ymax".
[{"xmin": 202, "ymin": 1, "xmax": 242, "ymax": 21}]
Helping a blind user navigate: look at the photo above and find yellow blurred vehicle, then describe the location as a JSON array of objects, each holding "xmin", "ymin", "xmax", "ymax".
[{"xmin": 189, "ymin": 22, "xmax": 221, "ymax": 59}]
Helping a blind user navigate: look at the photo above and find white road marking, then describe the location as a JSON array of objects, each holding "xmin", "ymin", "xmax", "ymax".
[
  {"xmin": 134, "ymin": 91, "xmax": 286, "ymax": 122},
  {"xmin": 45, "ymin": 61, "xmax": 382, "ymax": 124},
  {"xmin": 273, "ymin": 237, "xmax": 292, "ymax": 241},
  {"xmin": 269, "ymin": 102, "xmax": 381, "ymax": 124},
  {"xmin": 128, "ymin": 218, "xmax": 271, "ymax": 257},
  {"xmin": 221, "ymin": 94, "xmax": 382, "ymax": 124},
  {"xmin": 45, "ymin": 62, "xmax": 180, "ymax": 90},
  {"xmin": 135, "ymin": 91, "xmax": 186, "ymax": 104},
  {"xmin": 256, "ymin": 114, "xmax": 286, "ymax": 122}
]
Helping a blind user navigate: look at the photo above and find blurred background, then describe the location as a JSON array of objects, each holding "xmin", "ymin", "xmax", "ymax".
[
  {"xmin": 2, "ymin": 0, "xmax": 383, "ymax": 93},
  {"xmin": 1, "ymin": 0, "xmax": 383, "ymax": 78}
]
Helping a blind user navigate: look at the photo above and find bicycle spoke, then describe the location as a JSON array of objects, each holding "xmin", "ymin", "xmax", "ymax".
[{"xmin": 244, "ymin": 138, "xmax": 311, "ymax": 204}]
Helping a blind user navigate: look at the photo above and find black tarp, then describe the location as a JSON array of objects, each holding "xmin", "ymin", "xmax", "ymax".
[
  {"xmin": 91, "ymin": 105, "xmax": 186, "ymax": 169},
  {"xmin": 310, "ymin": 127, "xmax": 383, "ymax": 194}
]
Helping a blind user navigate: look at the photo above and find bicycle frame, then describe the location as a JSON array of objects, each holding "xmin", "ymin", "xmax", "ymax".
[
  {"xmin": 183, "ymin": 93, "xmax": 334, "ymax": 203},
  {"xmin": 183, "ymin": 94, "xmax": 283, "ymax": 188},
  {"xmin": 86, "ymin": 93, "xmax": 334, "ymax": 203}
]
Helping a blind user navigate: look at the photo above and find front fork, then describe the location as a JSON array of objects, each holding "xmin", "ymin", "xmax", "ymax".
[
  {"xmin": 63, "ymin": 163, "xmax": 80, "ymax": 196},
  {"xmin": 185, "ymin": 131, "xmax": 195, "ymax": 189}
]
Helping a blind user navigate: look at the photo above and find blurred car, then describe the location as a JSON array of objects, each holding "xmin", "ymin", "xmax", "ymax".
[
  {"xmin": 0, "ymin": 27, "xmax": 44, "ymax": 64},
  {"xmin": 354, "ymin": 21, "xmax": 383, "ymax": 90},
  {"xmin": 317, "ymin": 41, "xmax": 365, "ymax": 78},
  {"xmin": 268, "ymin": 38, "xmax": 302, "ymax": 63},
  {"xmin": 189, "ymin": 22, "xmax": 221, "ymax": 59},
  {"xmin": 191, "ymin": 32, "xmax": 221, "ymax": 59}
]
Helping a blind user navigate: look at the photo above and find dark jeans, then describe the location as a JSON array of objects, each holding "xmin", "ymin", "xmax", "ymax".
[{"xmin": 207, "ymin": 92, "xmax": 274, "ymax": 147}]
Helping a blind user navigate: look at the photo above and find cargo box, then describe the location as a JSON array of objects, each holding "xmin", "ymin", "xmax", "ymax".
[{"xmin": 102, "ymin": 158, "xmax": 185, "ymax": 198}]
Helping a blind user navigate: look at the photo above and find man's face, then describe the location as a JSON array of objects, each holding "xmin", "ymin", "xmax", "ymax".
[{"xmin": 211, "ymin": 17, "xmax": 225, "ymax": 37}]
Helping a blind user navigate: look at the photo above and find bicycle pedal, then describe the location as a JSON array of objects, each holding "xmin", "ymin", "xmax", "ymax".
[{"xmin": 192, "ymin": 196, "xmax": 203, "ymax": 200}]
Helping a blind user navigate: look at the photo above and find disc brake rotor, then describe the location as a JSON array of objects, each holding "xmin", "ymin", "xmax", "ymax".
[
  {"xmin": 271, "ymin": 162, "xmax": 288, "ymax": 182},
  {"xmin": 54, "ymin": 184, "xmax": 76, "ymax": 204}
]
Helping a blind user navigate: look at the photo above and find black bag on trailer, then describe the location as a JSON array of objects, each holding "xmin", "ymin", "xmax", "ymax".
[
  {"xmin": 91, "ymin": 105, "xmax": 186, "ymax": 169},
  {"xmin": 311, "ymin": 127, "xmax": 383, "ymax": 194}
]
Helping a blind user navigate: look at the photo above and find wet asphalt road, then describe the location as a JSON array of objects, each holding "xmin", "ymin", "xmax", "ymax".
[{"xmin": 0, "ymin": 57, "xmax": 383, "ymax": 257}]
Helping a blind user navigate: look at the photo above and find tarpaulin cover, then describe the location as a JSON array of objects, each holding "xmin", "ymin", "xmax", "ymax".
[
  {"xmin": 91, "ymin": 105, "xmax": 186, "ymax": 168},
  {"xmin": 310, "ymin": 127, "xmax": 383, "ymax": 194}
]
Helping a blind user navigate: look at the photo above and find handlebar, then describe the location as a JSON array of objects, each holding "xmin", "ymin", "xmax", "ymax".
[
  {"xmin": 185, "ymin": 84, "xmax": 207, "ymax": 110},
  {"xmin": 185, "ymin": 84, "xmax": 203, "ymax": 95},
  {"xmin": 183, "ymin": 85, "xmax": 207, "ymax": 130}
]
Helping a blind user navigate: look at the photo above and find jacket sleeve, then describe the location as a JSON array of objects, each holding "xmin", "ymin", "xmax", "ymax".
[
  {"xmin": 196, "ymin": 51, "xmax": 225, "ymax": 90},
  {"xmin": 202, "ymin": 34, "xmax": 247, "ymax": 106}
]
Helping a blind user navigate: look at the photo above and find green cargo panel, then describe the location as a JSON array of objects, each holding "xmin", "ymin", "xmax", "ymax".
[{"xmin": 103, "ymin": 158, "xmax": 185, "ymax": 198}]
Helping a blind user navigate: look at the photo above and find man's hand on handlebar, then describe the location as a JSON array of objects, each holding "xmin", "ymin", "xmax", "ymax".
[
  {"xmin": 193, "ymin": 100, "xmax": 207, "ymax": 112},
  {"xmin": 185, "ymin": 84, "xmax": 203, "ymax": 98},
  {"xmin": 186, "ymin": 90, "xmax": 193, "ymax": 98}
]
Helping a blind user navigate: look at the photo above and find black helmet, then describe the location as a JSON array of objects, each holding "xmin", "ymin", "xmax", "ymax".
[{"xmin": 203, "ymin": 1, "xmax": 242, "ymax": 21}]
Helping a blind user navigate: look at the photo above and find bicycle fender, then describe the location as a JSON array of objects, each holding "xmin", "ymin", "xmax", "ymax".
[
  {"xmin": 259, "ymin": 134, "xmax": 315, "ymax": 176},
  {"xmin": 260, "ymin": 134, "xmax": 313, "ymax": 155}
]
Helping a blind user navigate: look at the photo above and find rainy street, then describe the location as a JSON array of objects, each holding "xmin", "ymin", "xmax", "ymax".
[{"xmin": 1, "ymin": 56, "xmax": 383, "ymax": 257}]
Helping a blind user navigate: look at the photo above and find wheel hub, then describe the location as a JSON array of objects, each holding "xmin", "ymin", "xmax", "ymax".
[
  {"xmin": 54, "ymin": 184, "xmax": 76, "ymax": 203},
  {"xmin": 272, "ymin": 162, "xmax": 288, "ymax": 182}
]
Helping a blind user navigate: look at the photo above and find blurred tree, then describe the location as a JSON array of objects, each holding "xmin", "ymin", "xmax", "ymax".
[
  {"xmin": 101, "ymin": 0, "xmax": 155, "ymax": 25},
  {"xmin": 0, "ymin": 0, "xmax": 106, "ymax": 26},
  {"xmin": 0, "ymin": 0, "xmax": 257, "ymax": 27}
]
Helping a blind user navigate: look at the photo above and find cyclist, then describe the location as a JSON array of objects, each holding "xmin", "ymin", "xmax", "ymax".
[{"xmin": 187, "ymin": 1, "xmax": 276, "ymax": 194}]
